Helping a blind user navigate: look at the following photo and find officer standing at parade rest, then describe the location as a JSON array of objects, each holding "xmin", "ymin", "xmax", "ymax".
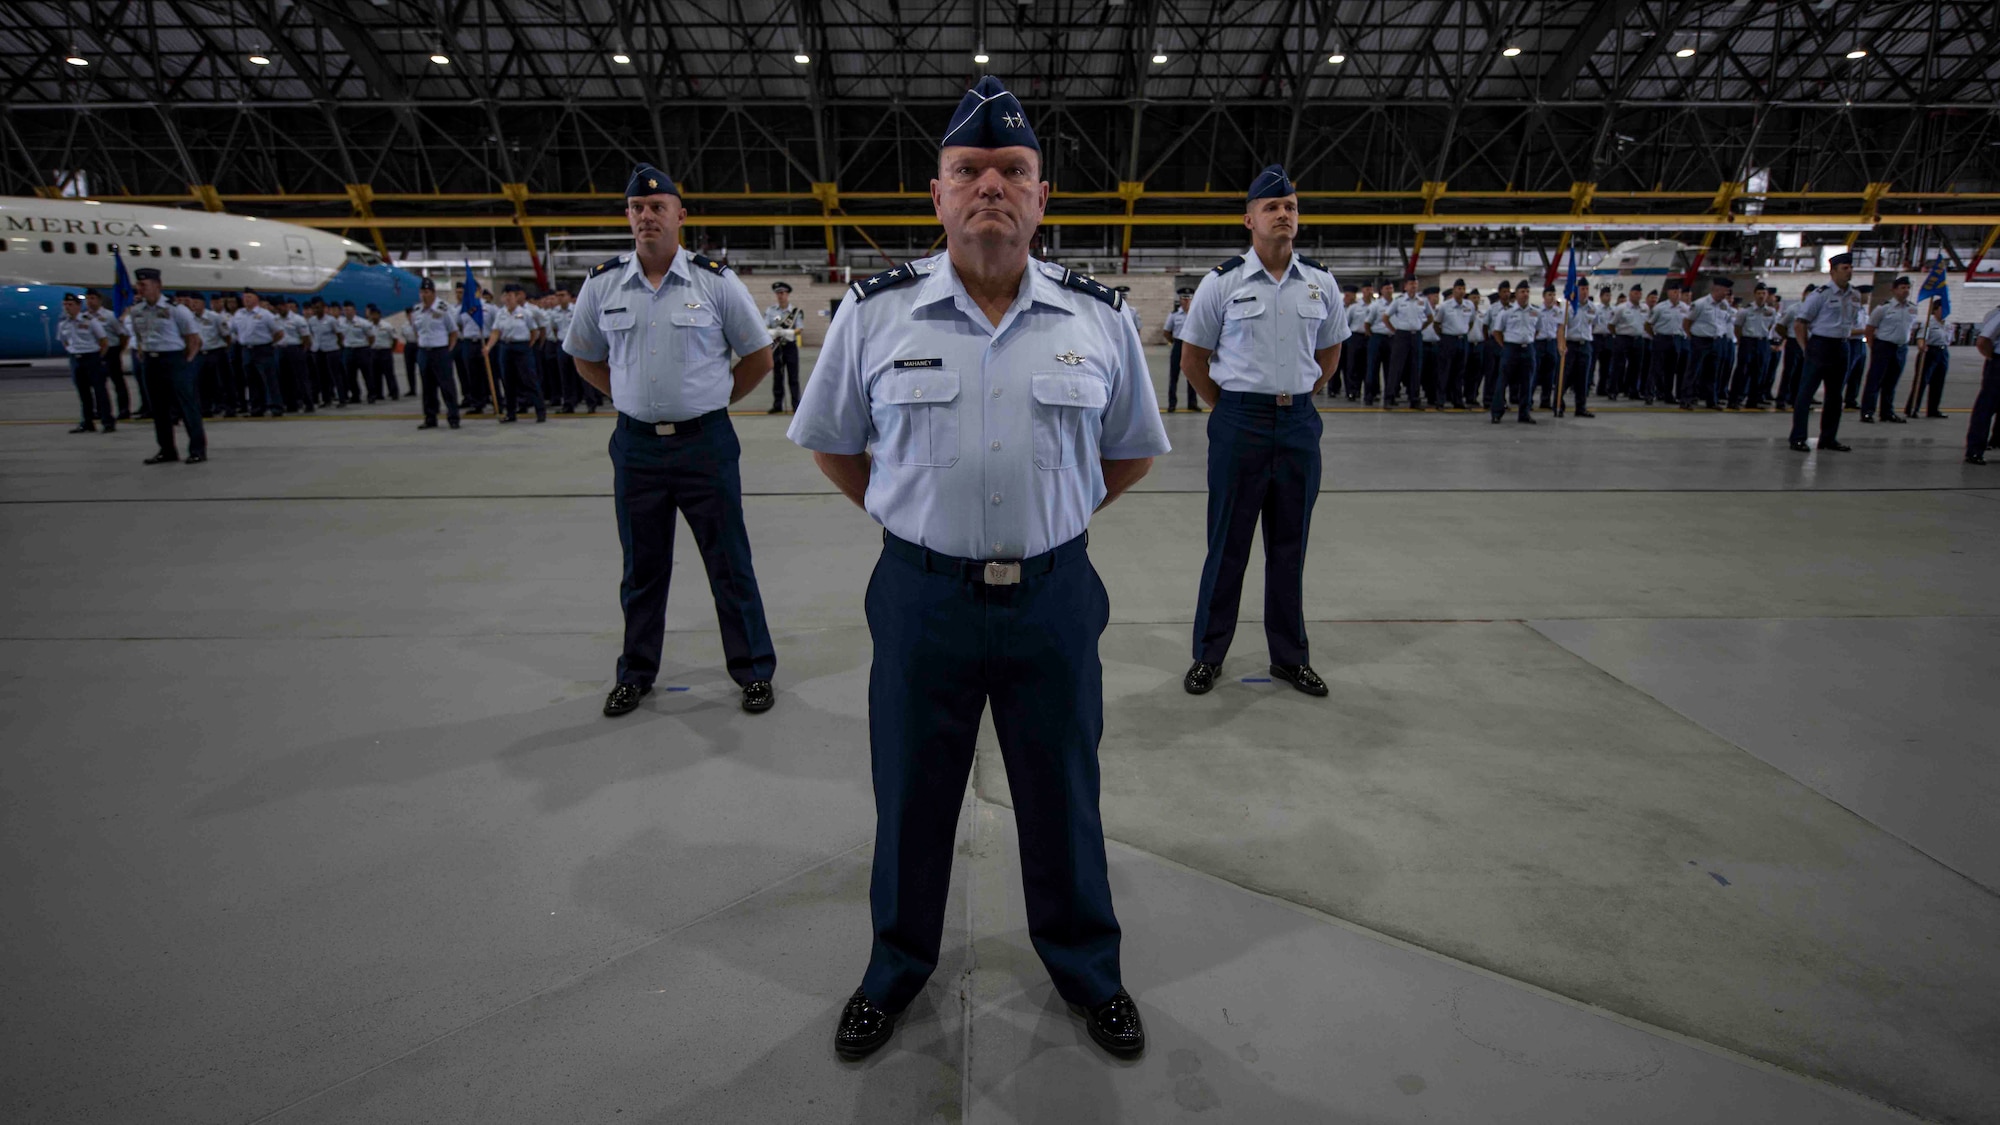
[
  {"xmin": 764, "ymin": 281, "xmax": 806, "ymax": 413},
  {"xmin": 1382, "ymin": 277, "xmax": 1428, "ymax": 410},
  {"xmin": 126, "ymin": 268, "xmax": 205, "ymax": 464},
  {"xmin": 1843, "ymin": 285, "xmax": 1872, "ymax": 409},
  {"xmin": 59, "ymin": 293, "xmax": 113, "ymax": 433},
  {"xmin": 485, "ymin": 283, "xmax": 546, "ymax": 423},
  {"xmin": 1164, "ymin": 286, "xmax": 1200, "ymax": 411},
  {"xmin": 83, "ymin": 289, "xmax": 134, "ymax": 420},
  {"xmin": 1179, "ymin": 163, "xmax": 1345, "ymax": 698},
  {"xmin": 1685, "ymin": 276, "xmax": 1736, "ymax": 410},
  {"xmin": 1965, "ymin": 307, "xmax": 2000, "ymax": 464},
  {"xmin": 1555, "ymin": 286, "xmax": 1595, "ymax": 418},
  {"xmin": 565, "ymin": 163, "xmax": 779, "ymax": 718},
  {"xmin": 787, "ymin": 77, "xmax": 1166, "ymax": 1062},
  {"xmin": 1480, "ymin": 280, "xmax": 1512, "ymax": 408},
  {"xmin": 1728, "ymin": 285, "xmax": 1779, "ymax": 409},
  {"xmin": 1435, "ymin": 280, "xmax": 1475, "ymax": 409},
  {"xmin": 1418, "ymin": 286, "xmax": 1443, "ymax": 409},
  {"xmin": 1860, "ymin": 275, "xmax": 1916, "ymax": 423},
  {"xmin": 229, "ymin": 290, "xmax": 281, "ymax": 416},
  {"xmin": 1788, "ymin": 252, "xmax": 1864, "ymax": 453},
  {"xmin": 1532, "ymin": 286, "xmax": 1562, "ymax": 409},
  {"xmin": 407, "ymin": 278, "xmax": 461, "ymax": 430},
  {"xmin": 455, "ymin": 283, "xmax": 491, "ymax": 413},
  {"xmin": 188, "ymin": 293, "xmax": 232, "ymax": 416},
  {"xmin": 1493, "ymin": 284, "xmax": 1538, "ymax": 423},
  {"xmin": 365, "ymin": 304, "xmax": 398, "ymax": 402},
  {"xmin": 1910, "ymin": 300, "xmax": 1950, "ymax": 419}
]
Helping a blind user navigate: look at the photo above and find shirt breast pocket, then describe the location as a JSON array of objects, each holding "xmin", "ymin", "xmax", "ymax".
[
  {"xmin": 598, "ymin": 309, "xmax": 636, "ymax": 362},
  {"xmin": 871, "ymin": 369, "xmax": 961, "ymax": 467},
  {"xmin": 1222, "ymin": 299, "xmax": 1264, "ymax": 346},
  {"xmin": 671, "ymin": 308, "xmax": 721, "ymax": 361},
  {"xmin": 1030, "ymin": 372, "xmax": 1109, "ymax": 470}
]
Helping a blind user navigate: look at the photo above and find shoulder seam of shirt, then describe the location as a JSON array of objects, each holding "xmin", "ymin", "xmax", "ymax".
[{"xmin": 1212, "ymin": 255, "xmax": 1244, "ymax": 275}]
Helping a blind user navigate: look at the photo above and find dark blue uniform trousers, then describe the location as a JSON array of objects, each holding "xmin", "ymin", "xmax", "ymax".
[
  {"xmin": 1860, "ymin": 341, "xmax": 1908, "ymax": 417},
  {"xmin": 610, "ymin": 411, "xmax": 775, "ymax": 689},
  {"xmin": 1789, "ymin": 337, "xmax": 1853, "ymax": 445},
  {"xmin": 1363, "ymin": 334, "xmax": 1384, "ymax": 403},
  {"xmin": 1844, "ymin": 338, "xmax": 1867, "ymax": 405},
  {"xmin": 1493, "ymin": 343, "xmax": 1534, "ymax": 421},
  {"xmin": 1193, "ymin": 391, "xmax": 1321, "ymax": 666},
  {"xmin": 1966, "ymin": 354, "xmax": 2000, "ymax": 458},
  {"xmin": 1914, "ymin": 345, "xmax": 1948, "ymax": 414},
  {"xmin": 1558, "ymin": 341, "xmax": 1591, "ymax": 411},
  {"xmin": 70, "ymin": 352, "xmax": 113, "ymax": 428},
  {"xmin": 142, "ymin": 351, "xmax": 205, "ymax": 458},
  {"xmin": 496, "ymin": 340, "xmax": 545, "ymax": 421},
  {"xmin": 1385, "ymin": 330, "xmax": 1420, "ymax": 405},
  {"xmin": 1437, "ymin": 335, "xmax": 1469, "ymax": 405},
  {"xmin": 417, "ymin": 345, "xmax": 459, "ymax": 425},
  {"xmin": 861, "ymin": 531, "xmax": 1120, "ymax": 1014}
]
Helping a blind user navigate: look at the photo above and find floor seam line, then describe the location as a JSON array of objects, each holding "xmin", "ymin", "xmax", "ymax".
[
  {"xmin": 964, "ymin": 795, "xmax": 1933, "ymax": 1124},
  {"xmin": 239, "ymin": 836, "xmax": 871, "ymax": 1125}
]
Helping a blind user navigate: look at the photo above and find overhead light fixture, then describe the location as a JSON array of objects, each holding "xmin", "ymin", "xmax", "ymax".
[
  {"xmin": 430, "ymin": 53, "xmax": 451, "ymax": 65},
  {"xmin": 247, "ymin": 241, "xmax": 262, "ymax": 247},
  {"xmin": 793, "ymin": 52, "xmax": 810, "ymax": 64},
  {"xmin": 974, "ymin": 48, "xmax": 990, "ymax": 64},
  {"xmin": 65, "ymin": 55, "xmax": 88, "ymax": 66},
  {"xmin": 1675, "ymin": 47, "xmax": 1695, "ymax": 58},
  {"xmin": 1151, "ymin": 49, "xmax": 1167, "ymax": 65},
  {"xmin": 611, "ymin": 52, "xmax": 631, "ymax": 64},
  {"xmin": 248, "ymin": 53, "xmax": 271, "ymax": 65},
  {"xmin": 1502, "ymin": 46, "xmax": 1521, "ymax": 57},
  {"xmin": 1845, "ymin": 48, "xmax": 1868, "ymax": 59},
  {"xmin": 1328, "ymin": 52, "xmax": 1346, "ymax": 64}
]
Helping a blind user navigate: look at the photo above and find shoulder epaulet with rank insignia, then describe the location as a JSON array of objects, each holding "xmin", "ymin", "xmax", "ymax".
[
  {"xmin": 588, "ymin": 254, "xmax": 629, "ymax": 279},
  {"xmin": 690, "ymin": 252, "xmax": 730, "ymax": 275},
  {"xmin": 849, "ymin": 262, "xmax": 922, "ymax": 302},
  {"xmin": 1054, "ymin": 268, "xmax": 1122, "ymax": 309},
  {"xmin": 1296, "ymin": 255, "xmax": 1325, "ymax": 271},
  {"xmin": 1212, "ymin": 255, "xmax": 1245, "ymax": 275}
]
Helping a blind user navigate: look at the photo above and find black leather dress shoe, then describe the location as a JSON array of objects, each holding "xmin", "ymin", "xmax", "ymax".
[
  {"xmin": 1789, "ymin": 440, "xmax": 1811, "ymax": 452},
  {"xmin": 143, "ymin": 452, "xmax": 178, "ymax": 465},
  {"xmin": 834, "ymin": 988, "xmax": 897, "ymax": 1059},
  {"xmin": 741, "ymin": 680, "xmax": 774, "ymax": 713},
  {"xmin": 603, "ymin": 682, "xmax": 651, "ymax": 716},
  {"xmin": 1883, "ymin": 413, "xmax": 1906, "ymax": 423},
  {"xmin": 1820, "ymin": 439, "xmax": 1852, "ymax": 452},
  {"xmin": 418, "ymin": 420, "xmax": 438, "ymax": 429},
  {"xmin": 69, "ymin": 424, "xmax": 95, "ymax": 434},
  {"xmin": 1070, "ymin": 989, "xmax": 1146, "ymax": 1058},
  {"xmin": 1183, "ymin": 661, "xmax": 1219, "ymax": 695},
  {"xmin": 1859, "ymin": 413, "xmax": 1875, "ymax": 423},
  {"xmin": 1967, "ymin": 453, "xmax": 1987, "ymax": 465},
  {"xmin": 1270, "ymin": 663, "xmax": 1329, "ymax": 697},
  {"xmin": 185, "ymin": 453, "xmax": 206, "ymax": 464},
  {"xmin": 1926, "ymin": 411, "xmax": 1947, "ymax": 419},
  {"xmin": 1517, "ymin": 414, "xmax": 1537, "ymax": 424},
  {"xmin": 1575, "ymin": 409, "xmax": 1595, "ymax": 418}
]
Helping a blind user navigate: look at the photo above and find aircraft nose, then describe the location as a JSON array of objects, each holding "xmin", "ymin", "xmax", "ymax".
[{"xmin": 387, "ymin": 267, "xmax": 420, "ymax": 302}]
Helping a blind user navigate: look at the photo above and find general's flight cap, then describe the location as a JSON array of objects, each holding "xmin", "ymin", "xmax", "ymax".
[{"xmin": 941, "ymin": 76, "xmax": 1038, "ymax": 151}]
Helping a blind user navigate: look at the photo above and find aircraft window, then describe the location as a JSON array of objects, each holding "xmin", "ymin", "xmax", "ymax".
[
  {"xmin": 227, "ymin": 248, "xmax": 240, "ymax": 260},
  {"xmin": 86, "ymin": 242, "xmax": 98, "ymax": 254},
  {"xmin": 41, "ymin": 240, "xmax": 53, "ymax": 252},
  {"xmin": 128, "ymin": 244, "xmax": 141, "ymax": 256},
  {"xmin": 344, "ymin": 249, "xmax": 384, "ymax": 267},
  {"xmin": 170, "ymin": 246, "xmax": 183, "ymax": 258},
  {"xmin": 208, "ymin": 248, "xmax": 220, "ymax": 260},
  {"xmin": 64, "ymin": 241, "xmax": 77, "ymax": 254},
  {"xmin": 148, "ymin": 245, "xmax": 162, "ymax": 257}
]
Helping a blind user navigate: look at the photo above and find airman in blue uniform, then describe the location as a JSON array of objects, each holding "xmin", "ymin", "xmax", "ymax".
[
  {"xmin": 407, "ymin": 278, "xmax": 461, "ymax": 430},
  {"xmin": 1788, "ymin": 252, "xmax": 1863, "ymax": 452},
  {"xmin": 1963, "ymin": 307, "xmax": 2000, "ymax": 464},
  {"xmin": 127, "ymin": 267, "xmax": 205, "ymax": 464},
  {"xmin": 1176, "ymin": 163, "xmax": 1346, "ymax": 698},
  {"xmin": 789, "ymin": 77, "xmax": 1167, "ymax": 1063},
  {"xmin": 58, "ymin": 292, "xmax": 113, "ymax": 433},
  {"xmin": 565, "ymin": 163, "xmax": 779, "ymax": 717}
]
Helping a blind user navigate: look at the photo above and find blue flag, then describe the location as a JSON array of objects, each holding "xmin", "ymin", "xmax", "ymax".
[
  {"xmin": 110, "ymin": 245, "xmax": 135, "ymax": 317},
  {"xmin": 1561, "ymin": 244, "xmax": 1580, "ymax": 307},
  {"xmin": 460, "ymin": 261, "xmax": 484, "ymax": 330},
  {"xmin": 1916, "ymin": 256, "xmax": 1951, "ymax": 319}
]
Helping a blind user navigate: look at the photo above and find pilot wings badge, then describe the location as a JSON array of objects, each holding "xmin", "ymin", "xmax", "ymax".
[{"xmin": 1055, "ymin": 350, "xmax": 1085, "ymax": 366}]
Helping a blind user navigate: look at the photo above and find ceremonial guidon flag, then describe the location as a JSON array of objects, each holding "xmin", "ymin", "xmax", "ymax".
[
  {"xmin": 1916, "ymin": 256, "xmax": 1951, "ymax": 319},
  {"xmin": 111, "ymin": 244, "xmax": 135, "ymax": 316},
  {"xmin": 1562, "ymin": 245, "xmax": 1581, "ymax": 307},
  {"xmin": 461, "ymin": 260, "xmax": 484, "ymax": 331}
]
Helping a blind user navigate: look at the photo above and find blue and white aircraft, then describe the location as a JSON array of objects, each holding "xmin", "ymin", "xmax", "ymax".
[{"xmin": 0, "ymin": 196, "xmax": 421, "ymax": 358}]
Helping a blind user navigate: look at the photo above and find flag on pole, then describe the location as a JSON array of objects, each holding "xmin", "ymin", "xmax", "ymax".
[
  {"xmin": 460, "ymin": 260, "xmax": 484, "ymax": 331},
  {"xmin": 1562, "ymin": 244, "xmax": 1580, "ymax": 307},
  {"xmin": 1916, "ymin": 256, "xmax": 1951, "ymax": 319},
  {"xmin": 110, "ymin": 244, "xmax": 135, "ymax": 317}
]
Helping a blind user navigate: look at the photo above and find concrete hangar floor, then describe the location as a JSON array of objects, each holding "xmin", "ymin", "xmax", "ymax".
[{"xmin": 1, "ymin": 345, "xmax": 1996, "ymax": 1125}]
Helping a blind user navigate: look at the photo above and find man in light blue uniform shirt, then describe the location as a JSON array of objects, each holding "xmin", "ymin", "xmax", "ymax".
[
  {"xmin": 1381, "ymin": 277, "xmax": 1428, "ymax": 409},
  {"xmin": 1860, "ymin": 275, "xmax": 1916, "ymax": 423},
  {"xmin": 407, "ymin": 278, "xmax": 461, "ymax": 429},
  {"xmin": 1164, "ymin": 286, "xmax": 1200, "ymax": 411},
  {"xmin": 1177, "ymin": 162, "xmax": 1345, "ymax": 699},
  {"xmin": 788, "ymin": 77, "xmax": 1166, "ymax": 1063},
  {"xmin": 1788, "ymin": 252, "xmax": 1863, "ymax": 452},
  {"xmin": 1435, "ymin": 279, "xmax": 1475, "ymax": 408},
  {"xmin": 1962, "ymin": 307, "xmax": 2000, "ymax": 464},
  {"xmin": 566, "ymin": 162, "xmax": 778, "ymax": 719},
  {"xmin": 58, "ymin": 292, "xmax": 113, "ymax": 434},
  {"xmin": 1532, "ymin": 286, "xmax": 1562, "ymax": 408},
  {"xmin": 229, "ymin": 289, "xmax": 281, "ymax": 417},
  {"xmin": 127, "ymin": 268, "xmax": 205, "ymax": 464},
  {"xmin": 1494, "ymin": 285, "xmax": 1539, "ymax": 423},
  {"xmin": 484, "ymin": 283, "xmax": 546, "ymax": 423},
  {"xmin": 1685, "ymin": 276, "xmax": 1737, "ymax": 410},
  {"xmin": 1555, "ymin": 288, "xmax": 1596, "ymax": 418}
]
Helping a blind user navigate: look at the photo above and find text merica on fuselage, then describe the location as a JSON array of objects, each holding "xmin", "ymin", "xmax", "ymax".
[{"xmin": 4, "ymin": 215, "xmax": 157, "ymax": 237}]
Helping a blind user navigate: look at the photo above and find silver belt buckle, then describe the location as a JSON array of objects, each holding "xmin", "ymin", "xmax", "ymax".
[
  {"xmin": 1274, "ymin": 392, "xmax": 1292, "ymax": 406},
  {"xmin": 654, "ymin": 421, "xmax": 678, "ymax": 436},
  {"xmin": 983, "ymin": 561, "xmax": 1022, "ymax": 586}
]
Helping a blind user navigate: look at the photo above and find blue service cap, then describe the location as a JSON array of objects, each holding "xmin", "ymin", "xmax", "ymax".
[
  {"xmin": 62, "ymin": 291, "xmax": 82, "ymax": 301},
  {"xmin": 133, "ymin": 267, "xmax": 161, "ymax": 282},
  {"xmin": 940, "ymin": 76, "xmax": 1038, "ymax": 151},
  {"xmin": 1828, "ymin": 251, "xmax": 1854, "ymax": 268},
  {"xmin": 418, "ymin": 277, "xmax": 435, "ymax": 290},
  {"xmin": 1711, "ymin": 276, "xmax": 1734, "ymax": 288},
  {"xmin": 502, "ymin": 282, "xmax": 525, "ymax": 293},
  {"xmin": 626, "ymin": 163, "xmax": 680, "ymax": 198},
  {"xmin": 1248, "ymin": 164, "xmax": 1295, "ymax": 201},
  {"xmin": 1892, "ymin": 275, "xmax": 1911, "ymax": 286}
]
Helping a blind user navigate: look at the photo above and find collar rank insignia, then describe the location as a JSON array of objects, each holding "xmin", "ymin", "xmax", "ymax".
[{"xmin": 1055, "ymin": 350, "xmax": 1085, "ymax": 366}]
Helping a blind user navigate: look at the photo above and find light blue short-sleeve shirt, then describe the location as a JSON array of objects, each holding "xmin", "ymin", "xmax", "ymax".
[
  {"xmin": 786, "ymin": 252, "xmax": 1170, "ymax": 561},
  {"xmin": 128, "ymin": 296, "xmax": 198, "ymax": 352},
  {"xmin": 1175, "ymin": 249, "xmax": 1346, "ymax": 394},
  {"xmin": 1795, "ymin": 284, "xmax": 1865, "ymax": 339},
  {"xmin": 564, "ymin": 247, "xmax": 770, "ymax": 423}
]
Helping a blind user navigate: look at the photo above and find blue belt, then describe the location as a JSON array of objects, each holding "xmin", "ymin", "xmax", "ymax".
[
  {"xmin": 883, "ymin": 529, "xmax": 1086, "ymax": 586},
  {"xmin": 617, "ymin": 407, "xmax": 726, "ymax": 438},
  {"xmin": 1217, "ymin": 388, "xmax": 1313, "ymax": 407}
]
